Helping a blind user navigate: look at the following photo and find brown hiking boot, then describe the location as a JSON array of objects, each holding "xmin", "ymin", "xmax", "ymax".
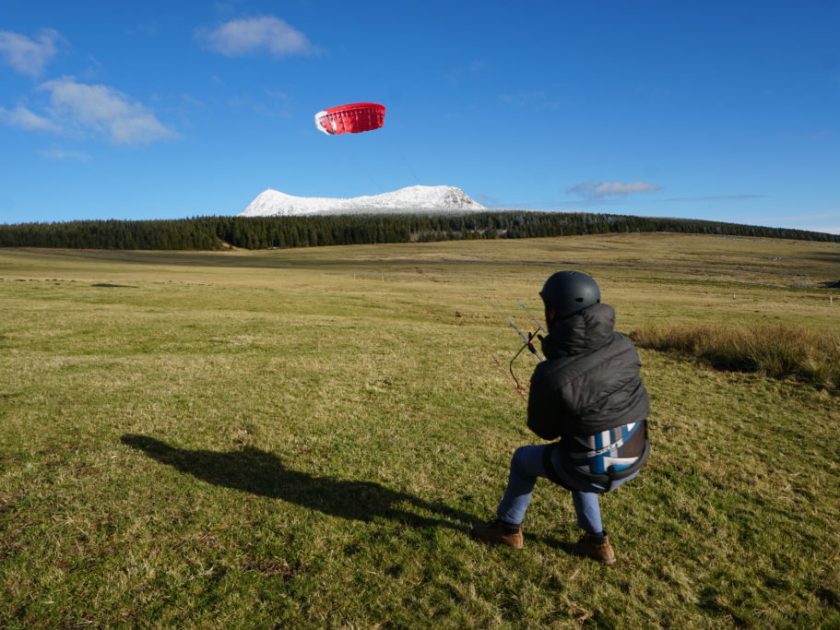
[
  {"xmin": 471, "ymin": 519, "xmax": 524, "ymax": 548},
  {"xmin": 576, "ymin": 532, "xmax": 616, "ymax": 564}
]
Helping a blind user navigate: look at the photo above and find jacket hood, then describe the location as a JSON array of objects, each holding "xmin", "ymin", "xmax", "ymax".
[{"xmin": 540, "ymin": 303, "xmax": 616, "ymax": 357}]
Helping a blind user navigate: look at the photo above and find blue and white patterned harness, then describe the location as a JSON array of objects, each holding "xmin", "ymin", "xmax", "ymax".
[{"xmin": 568, "ymin": 421, "xmax": 644, "ymax": 475}]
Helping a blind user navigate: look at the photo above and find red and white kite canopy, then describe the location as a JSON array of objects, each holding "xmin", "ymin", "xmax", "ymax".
[{"xmin": 314, "ymin": 102, "xmax": 386, "ymax": 135}]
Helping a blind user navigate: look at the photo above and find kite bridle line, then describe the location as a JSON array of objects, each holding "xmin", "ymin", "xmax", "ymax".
[
  {"xmin": 516, "ymin": 300, "xmax": 546, "ymax": 334},
  {"xmin": 506, "ymin": 316, "xmax": 545, "ymax": 394},
  {"xmin": 481, "ymin": 296, "xmax": 547, "ymax": 398}
]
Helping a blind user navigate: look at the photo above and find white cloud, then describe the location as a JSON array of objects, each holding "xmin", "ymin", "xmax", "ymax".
[
  {"xmin": 568, "ymin": 181, "xmax": 661, "ymax": 199},
  {"xmin": 0, "ymin": 28, "xmax": 61, "ymax": 77},
  {"xmin": 39, "ymin": 147, "xmax": 91, "ymax": 161},
  {"xmin": 0, "ymin": 105, "xmax": 60, "ymax": 132},
  {"xmin": 197, "ymin": 16, "xmax": 315, "ymax": 57},
  {"xmin": 38, "ymin": 77, "xmax": 177, "ymax": 144}
]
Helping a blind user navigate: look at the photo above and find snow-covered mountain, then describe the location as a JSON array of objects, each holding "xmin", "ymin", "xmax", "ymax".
[{"xmin": 239, "ymin": 185, "xmax": 485, "ymax": 217}]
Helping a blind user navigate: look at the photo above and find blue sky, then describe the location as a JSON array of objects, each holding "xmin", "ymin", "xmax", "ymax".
[{"xmin": 1, "ymin": 1, "xmax": 838, "ymax": 233}]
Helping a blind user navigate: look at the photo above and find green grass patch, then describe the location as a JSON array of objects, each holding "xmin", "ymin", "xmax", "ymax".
[{"xmin": 1, "ymin": 233, "xmax": 838, "ymax": 627}]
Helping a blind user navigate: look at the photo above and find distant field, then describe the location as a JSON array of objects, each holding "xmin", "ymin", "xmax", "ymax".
[{"xmin": 1, "ymin": 233, "xmax": 838, "ymax": 627}]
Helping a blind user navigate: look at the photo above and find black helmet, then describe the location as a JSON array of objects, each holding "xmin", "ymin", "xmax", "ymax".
[{"xmin": 539, "ymin": 271, "xmax": 600, "ymax": 319}]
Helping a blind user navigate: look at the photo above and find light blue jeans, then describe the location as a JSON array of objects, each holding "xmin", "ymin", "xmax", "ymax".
[{"xmin": 496, "ymin": 443, "xmax": 637, "ymax": 534}]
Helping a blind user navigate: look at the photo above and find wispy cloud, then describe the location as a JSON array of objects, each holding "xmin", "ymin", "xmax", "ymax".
[
  {"xmin": 0, "ymin": 28, "xmax": 61, "ymax": 77},
  {"xmin": 785, "ymin": 129, "xmax": 835, "ymax": 141},
  {"xmin": 663, "ymin": 194, "xmax": 763, "ymax": 203},
  {"xmin": 39, "ymin": 147, "xmax": 91, "ymax": 161},
  {"xmin": 445, "ymin": 60, "xmax": 486, "ymax": 84},
  {"xmin": 228, "ymin": 89, "xmax": 292, "ymax": 117},
  {"xmin": 131, "ymin": 22, "xmax": 161, "ymax": 38},
  {"xmin": 498, "ymin": 90, "xmax": 563, "ymax": 111},
  {"xmin": 568, "ymin": 181, "xmax": 661, "ymax": 199},
  {"xmin": 0, "ymin": 105, "xmax": 61, "ymax": 132},
  {"xmin": 38, "ymin": 77, "xmax": 177, "ymax": 144},
  {"xmin": 196, "ymin": 16, "xmax": 316, "ymax": 57}
]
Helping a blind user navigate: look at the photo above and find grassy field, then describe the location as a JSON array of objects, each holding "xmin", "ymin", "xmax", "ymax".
[{"xmin": 1, "ymin": 233, "xmax": 838, "ymax": 628}]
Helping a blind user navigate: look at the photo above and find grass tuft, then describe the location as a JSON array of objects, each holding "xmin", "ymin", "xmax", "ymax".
[{"xmin": 631, "ymin": 323, "xmax": 840, "ymax": 392}]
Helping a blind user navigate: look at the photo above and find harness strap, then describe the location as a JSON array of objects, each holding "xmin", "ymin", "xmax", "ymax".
[
  {"xmin": 543, "ymin": 422, "xmax": 651, "ymax": 492},
  {"xmin": 542, "ymin": 441, "xmax": 574, "ymax": 491},
  {"xmin": 587, "ymin": 438, "xmax": 651, "ymax": 490},
  {"xmin": 574, "ymin": 420, "xmax": 643, "ymax": 458}
]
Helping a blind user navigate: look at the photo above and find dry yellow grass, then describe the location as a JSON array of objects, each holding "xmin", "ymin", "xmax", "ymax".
[{"xmin": 631, "ymin": 323, "xmax": 840, "ymax": 392}]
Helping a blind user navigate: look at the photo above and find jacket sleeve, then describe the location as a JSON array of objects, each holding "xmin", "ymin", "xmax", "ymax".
[{"xmin": 526, "ymin": 363, "xmax": 563, "ymax": 440}]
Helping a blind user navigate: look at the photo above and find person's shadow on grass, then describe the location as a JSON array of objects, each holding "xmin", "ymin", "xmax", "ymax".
[{"xmin": 121, "ymin": 434, "xmax": 477, "ymax": 533}]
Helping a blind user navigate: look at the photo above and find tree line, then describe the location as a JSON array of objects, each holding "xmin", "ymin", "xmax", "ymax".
[{"xmin": 1, "ymin": 212, "xmax": 837, "ymax": 250}]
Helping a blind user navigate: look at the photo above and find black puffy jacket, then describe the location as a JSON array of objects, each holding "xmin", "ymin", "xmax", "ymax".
[{"xmin": 527, "ymin": 303, "xmax": 649, "ymax": 444}]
